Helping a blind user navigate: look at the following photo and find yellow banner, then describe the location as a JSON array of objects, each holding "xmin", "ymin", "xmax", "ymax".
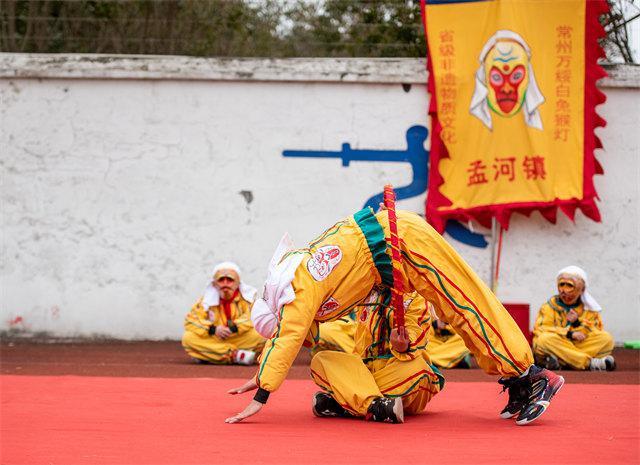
[{"xmin": 425, "ymin": 0, "xmax": 585, "ymax": 213}]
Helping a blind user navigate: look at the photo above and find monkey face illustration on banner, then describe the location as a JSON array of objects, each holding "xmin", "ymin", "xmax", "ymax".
[
  {"xmin": 469, "ymin": 29, "xmax": 545, "ymax": 131},
  {"xmin": 484, "ymin": 39, "xmax": 530, "ymax": 118}
]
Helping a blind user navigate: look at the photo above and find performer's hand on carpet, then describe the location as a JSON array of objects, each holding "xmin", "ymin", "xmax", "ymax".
[
  {"xmin": 225, "ymin": 400, "xmax": 263, "ymax": 423},
  {"xmin": 390, "ymin": 327, "xmax": 409, "ymax": 353},
  {"xmin": 227, "ymin": 378, "xmax": 258, "ymax": 395}
]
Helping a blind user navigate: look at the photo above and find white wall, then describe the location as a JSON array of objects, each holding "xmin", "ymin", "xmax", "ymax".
[{"xmin": 1, "ymin": 54, "xmax": 638, "ymax": 341}]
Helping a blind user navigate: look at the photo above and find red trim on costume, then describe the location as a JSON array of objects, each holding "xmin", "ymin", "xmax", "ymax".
[
  {"xmin": 417, "ymin": 304, "xmax": 430, "ymax": 325},
  {"xmin": 381, "ymin": 370, "xmax": 427, "ymax": 393},
  {"xmin": 414, "ymin": 386, "xmax": 441, "ymax": 396},
  {"xmin": 310, "ymin": 368, "xmax": 332, "ymax": 388},
  {"xmin": 409, "ymin": 327, "xmax": 429, "ymax": 348}
]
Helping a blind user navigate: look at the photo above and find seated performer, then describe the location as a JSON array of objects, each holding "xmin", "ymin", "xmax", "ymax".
[
  {"xmin": 182, "ymin": 262, "xmax": 265, "ymax": 365},
  {"xmin": 227, "ymin": 207, "xmax": 563, "ymax": 426},
  {"xmin": 533, "ymin": 266, "xmax": 615, "ymax": 371},
  {"xmin": 428, "ymin": 313, "xmax": 473, "ymax": 369},
  {"xmin": 311, "ymin": 290, "xmax": 443, "ymax": 423}
]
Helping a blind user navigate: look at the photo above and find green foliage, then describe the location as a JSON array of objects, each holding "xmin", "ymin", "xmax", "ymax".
[
  {"xmin": 0, "ymin": 0, "xmax": 285, "ymax": 55},
  {"xmin": 0, "ymin": 0, "xmax": 425, "ymax": 57},
  {"xmin": 1, "ymin": 0, "xmax": 633, "ymax": 62},
  {"xmin": 280, "ymin": 0, "xmax": 425, "ymax": 57}
]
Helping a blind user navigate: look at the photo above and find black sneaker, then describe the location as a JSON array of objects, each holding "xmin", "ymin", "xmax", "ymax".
[
  {"xmin": 312, "ymin": 392, "xmax": 352, "ymax": 418},
  {"xmin": 604, "ymin": 355, "xmax": 616, "ymax": 371},
  {"xmin": 365, "ymin": 397, "xmax": 404, "ymax": 423},
  {"xmin": 515, "ymin": 365, "xmax": 565, "ymax": 426},
  {"xmin": 498, "ymin": 375, "xmax": 530, "ymax": 419},
  {"xmin": 543, "ymin": 354, "xmax": 561, "ymax": 371},
  {"xmin": 456, "ymin": 354, "xmax": 473, "ymax": 369}
]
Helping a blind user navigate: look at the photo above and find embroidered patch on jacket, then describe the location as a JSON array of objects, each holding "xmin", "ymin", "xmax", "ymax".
[
  {"xmin": 317, "ymin": 297, "xmax": 340, "ymax": 317},
  {"xmin": 307, "ymin": 245, "xmax": 342, "ymax": 281},
  {"xmin": 358, "ymin": 290, "xmax": 379, "ymax": 323}
]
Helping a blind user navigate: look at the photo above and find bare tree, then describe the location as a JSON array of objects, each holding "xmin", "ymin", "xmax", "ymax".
[{"xmin": 601, "ymin": 0, "xmax": 639, "ymax": 63}]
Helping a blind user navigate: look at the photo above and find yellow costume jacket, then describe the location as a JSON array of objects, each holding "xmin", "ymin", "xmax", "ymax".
[
  {"xmin": 256, "ymin": 209, "xmax": 392, "ymax": 393},
  {"xmin": 184, "ymin": 294, "xmax": 254, "ymax": 337},
  {"xmin": 533, "ymin": 295, "xmax": 603, "ymax": 341}
]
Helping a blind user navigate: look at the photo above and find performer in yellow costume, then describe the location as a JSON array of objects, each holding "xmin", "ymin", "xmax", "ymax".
[
  {"xmin": 428, "ymin": 315, "xmax": 473, "ymax": 369},
  {"xmin": 533, "ymin": 266, "xmax": 615, "ymax": 371},
  {"xmin": 310, "ymin": 290, "xmax": 443, "ymax": 423},
  {"xmin": 182, "ymin": 262, "xmax": 265, "ymax": 365},
  {"xmin": 227, "ymin": 208, "xmax": 563, "ymax": 426}
]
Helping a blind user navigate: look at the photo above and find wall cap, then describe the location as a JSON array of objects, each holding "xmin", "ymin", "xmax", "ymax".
[{"xmin": 1, "ymin": 53, "xmax": 638, "ymax": 88}]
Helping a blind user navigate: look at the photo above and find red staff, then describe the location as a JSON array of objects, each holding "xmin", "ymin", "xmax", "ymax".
[{"xmin": 383, "ymin": 184, "xmax": 406, "ymax": 338}]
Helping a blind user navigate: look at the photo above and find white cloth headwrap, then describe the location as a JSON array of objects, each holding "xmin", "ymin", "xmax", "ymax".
[
  {"xmin": 469, "ymin": 29, "xmax": 545, "ymax": 131},
  {"xmin": 251, "ymin": 233, "xmax": 305, "ymax": 338},
  {"xmin": 556, "ymin": 265, "xmax": 602, "ymax": 312},
  {"xmin": 202, "ymin": 261, "xmax": 257, "ymax": 308}
]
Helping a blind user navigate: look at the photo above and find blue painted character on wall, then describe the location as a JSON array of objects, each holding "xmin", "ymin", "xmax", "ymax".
[{"xmin": 283, "ymin": 126, "xmax": 488, "ymax": 248}]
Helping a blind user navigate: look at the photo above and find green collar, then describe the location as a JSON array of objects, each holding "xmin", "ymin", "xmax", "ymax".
[{"xmin": 353, "ymin": 208, "xmax": 393, "ymax": 288}]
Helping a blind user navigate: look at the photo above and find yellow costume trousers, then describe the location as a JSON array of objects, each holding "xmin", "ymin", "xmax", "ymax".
[
  {"xmin": 533, "ymin": 330, "xmax": 614, "ymax": 370},
  {"xmin": 389, "ymin": 211, "xmax": 533, "ymax": 376},
  {"xmin": 313, "ymin": 319, "xmax": 357, "ymax": 355},
  {"xmin": 428, "ymin": 332, "xmax": 471, "ymax": 369},
  {"xmin": 310, "ymin": 351, "xmax": 443, "ymax": 416},
  {"xmin": 182, "ymin": 329, "xmax": 265, "ymax": 364}
]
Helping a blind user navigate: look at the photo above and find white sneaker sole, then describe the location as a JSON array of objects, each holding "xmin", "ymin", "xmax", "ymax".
[
  {"xmin": 393, "ymin": 397, "xmax": 405, "ymax": 424},
  {"xmin": 311, "ymin": 395, "xmax": 321, "ymax": 418}
]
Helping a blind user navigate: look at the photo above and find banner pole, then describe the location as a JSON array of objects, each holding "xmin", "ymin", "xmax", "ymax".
[
  {"xmin": 494, "ymin": 225, "xmax": 504, "ymax": 294},
  {"xmin": 490, "ymin": 217, "xmax": 497, "ymax": 292}
]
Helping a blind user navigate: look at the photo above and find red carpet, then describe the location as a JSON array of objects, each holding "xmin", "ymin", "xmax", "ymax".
[{"xmin": 1, "ymin": 375, "xmax": 638, "ymax": 465}]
